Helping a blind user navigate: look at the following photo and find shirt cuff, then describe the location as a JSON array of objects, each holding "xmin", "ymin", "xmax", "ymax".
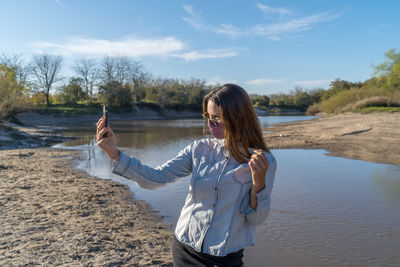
[
  {"xmin": 112, "ymin": 151, "xmax": 131, "ymax": 175},
  {"xmin": 241, "ymin": 186, "xmax": 268, "ymax": 216}
]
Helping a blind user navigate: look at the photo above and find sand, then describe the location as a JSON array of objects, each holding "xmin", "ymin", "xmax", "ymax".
[
  {"xmin": 263, "ymin": 112, "xmax": 400, "ymax": 166},
  {"xmin": 0, "ymin": 148, "xmax": 173, "ymax": 266}
]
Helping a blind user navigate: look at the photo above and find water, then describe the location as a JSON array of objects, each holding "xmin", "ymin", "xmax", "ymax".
[{"xmin": 54, "ymin": 115, "xmax": 400, "ymax": 267}]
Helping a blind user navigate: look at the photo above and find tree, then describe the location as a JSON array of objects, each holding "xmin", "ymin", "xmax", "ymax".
[
  {"xmin": 251, "ymin": 95, "xmax": 270, "ymax": 108},
  {"xmin": 294, "ymin": 92, "xmax": 312, "ymax": 111},
  {"xmin": 56, "ymin": 77, "xmax": 86, "ymax": 104},
  {"xmin": 0, "ymin": 53, "xmax": 30, "ymax": 87},
  {"xmin": 322, "ymin": 79, "xmax": 362, "ymax": 101},
  {"xmin": 308, "ymin": 88, "xmax": 325, "ymax": 104},
  {"xmin": 186, "ymin": 78, "xmax": 207, "ymax": 110},
  {"xmin": 101, "ymin": 56, "xmax": 132, "ymax": 85},
  {"xmin": 130, "ymin": 61, "xmax": 150, "ymax": 102},
  {"xmin": 100, "ymin": 56, "xmax": 152, "ymax": 104},
  {"xmin": 99, "ymin": 81, "xmax": 132, "ymax": 107},
  {"xmin": 373, "ymin": 48, "xmax": 400, "ymax": 77},
  {"xmin": 386, "ymin": 62, "xmax": 400, "ymax": 90},
  {"xmin": 269, "ymin": 93, "xmax": 293, "ymax": 107},
  {"xmin": 0, "ymin": 64, "xmax": 27, "ymax": 119},
  {"xmin": 72, "ymin": 58, "xmax": 99, "ymax": 98},
  {"xmin": 100, "ymin": 56, "xmax": 134, "ymax": 106},
  {"xmin": 30, "ymin": 54, "xmax": 63, "ymax": 105}
]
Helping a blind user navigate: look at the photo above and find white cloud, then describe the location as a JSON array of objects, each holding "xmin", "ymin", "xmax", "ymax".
[
  {"xmin": 32, "ymin": 36, "xmax": 240, "ymax": 61},
  {"xmin": 182, "ymin": 5, "xmax": 243, "ymax": 38},
  {"xmin": 183, "ymin": 5, "xmax": 193, "ymax": 15},
  {"xmin": 214, "ymin": 24, "xmax": 242, "ymax": 38},
  {"xmin": 182, "ymin": 5, "xmax": 206, "ymax": 30},
  {"xmin": 294, "ymin": 79, "xmax": 332, "ymax": 86},
  {"xmin": 256, "ymin": 3, "xmax": 292, "ymax": 17},
  {"xmin": 245, "ymin": 78, "xmax": 287, "ymax": 86},
  {"xmin": 182, "ymin": 5, "xmax": 343, "ymax": 41},
  {"xmin": 33, "ymin": 36, "xmax": 184, "ymax": 57},
  {"xmin": 250, "ymin": 11, "xmax": 341, "ymax": 38},
  {"xmin": 172, "ymin": 48, "xmax": 240, "ymax": 61}
]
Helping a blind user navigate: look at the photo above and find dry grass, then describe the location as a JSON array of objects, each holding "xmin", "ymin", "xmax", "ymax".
[
  {"xmin": 312, "ymin": 84, "xmax": 400, "ymax": 113},
  {"xmin": 339, "ymin": 96, "xmax": 400, "ymax": 112}
]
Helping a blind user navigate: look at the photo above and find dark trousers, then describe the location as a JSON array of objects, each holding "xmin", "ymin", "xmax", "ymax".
[{"xmin": 172, "ymin": 236, "xmax": 244, "ymax": 267}]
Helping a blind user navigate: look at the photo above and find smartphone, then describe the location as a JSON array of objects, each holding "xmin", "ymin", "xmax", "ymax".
[{"xmin": 103, "ymin": 105, "xmax": 108, "ymax": 137}]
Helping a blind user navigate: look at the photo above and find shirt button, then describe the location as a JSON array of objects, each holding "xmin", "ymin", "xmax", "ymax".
[
  {"xmin": 212, "ymin": 204, "xmax": 216, "ymax": 207},
  {"xmin": 214, "ymin": 187, "xmax": 218, "ymax": 191}
]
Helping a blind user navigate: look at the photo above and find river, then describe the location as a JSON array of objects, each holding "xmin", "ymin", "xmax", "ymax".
[{"xmin": 54, "ymin": 115, "xmax": 400, "ymax": 267}]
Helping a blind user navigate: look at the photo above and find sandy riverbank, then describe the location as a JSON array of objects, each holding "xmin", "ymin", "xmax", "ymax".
[
  {"xmin": 0, "ymin": 148, "xmax": 173, "ymax": 266},
  {"xmin": 263, "ymin": 112, "xmax": 400, "ymax": 166}
]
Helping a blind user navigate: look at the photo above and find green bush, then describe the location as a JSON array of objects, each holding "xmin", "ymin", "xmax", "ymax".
[
  {"xmin": 0, "ymin": 64, "xmax": 27, "ymax": 120},
  {"xmin": 98, "ymin": 81, "xmax": 133, "ymax": 108}
]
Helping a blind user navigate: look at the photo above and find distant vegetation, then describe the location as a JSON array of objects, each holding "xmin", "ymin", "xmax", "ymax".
[
  {"xmin": 307, "ymin": 49, "xmax": 400, "ymax": 114},
  {"xmin": 0, "ymin": 64, "xmax": 28, "ymax": 119},
  {"xmin": 256, "ymin": 87, "xmax": 325, "ymax": 113},
  {"xmin": 0, "ymin": 54, "xmax": 212, "ymax": 120},
  {"xmin": 0, "ymin": 49, "xmax": 399, "ymax": 120}
]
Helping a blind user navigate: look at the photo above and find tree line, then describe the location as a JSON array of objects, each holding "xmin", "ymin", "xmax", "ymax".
[
  {"xmin": 2, "ymin": 48, "xmax": 398, "ymax": 120},
  {"xmin": 0, "ymin": 54, "xmax": 217, "ymax": 119},
  {"xmin": 1, "ymin": 54, "xmax": 212, "ymax": 106},
  {"xmin": 0, "ymin": 53, "xmax": 321, "ymax": 120}
]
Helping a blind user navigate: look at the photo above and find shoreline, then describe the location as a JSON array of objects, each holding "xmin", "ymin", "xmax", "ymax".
[
  {"xmin": 15, "ymin": 110, "xmax": 202, "ymax": 127},
  {"xmin": 263, "ymin": 112, "xmax": 400, "ymax": 166},
  {"xmin": 0, "ymin": 148, "xmax": 174, "ymax": 266}
]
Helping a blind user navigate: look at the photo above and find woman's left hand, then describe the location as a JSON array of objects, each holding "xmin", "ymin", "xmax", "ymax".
[{"xmin": 248, "ymin": 149, "xmax": 269, "ymax": 193}]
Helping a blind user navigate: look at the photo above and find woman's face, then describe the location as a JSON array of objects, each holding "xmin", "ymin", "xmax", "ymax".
[{"xmin": 206, "ymin": 101, "xmax": 225, "ymax": 139}]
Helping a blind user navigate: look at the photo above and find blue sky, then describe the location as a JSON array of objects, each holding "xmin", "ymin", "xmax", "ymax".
[{"xmin": 1, "ymin": 0, "xmax": 400, "ymax": 95}]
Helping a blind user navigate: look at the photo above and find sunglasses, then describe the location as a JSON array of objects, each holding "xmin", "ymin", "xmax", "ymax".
[{"xmin": 202, "ymin": 113, "xmax": 222, "ymax": 128}]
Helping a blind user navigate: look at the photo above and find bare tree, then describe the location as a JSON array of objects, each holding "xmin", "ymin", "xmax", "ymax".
[
  {"xmin": 100, "ymin": 56, "xmax": 133, "ymax": 85},
  {"xmin": 115, "ymin": 56, "xmax": 131, "ymax": 85},
  {"xmin": 30, "ymin": 54, "xmax": 63, "ymax": 105},
  {"xmin": 100, "ymin": 56, "xmax": 151, "ymax": 103},
  {"xmin": 101, "ymin": 56, "xmax": 114, "ymax": 85},
  {"xmin": 130, "ymin": 61, "xmax": 150, "ymax": 102},
  {"xmin": 0, "ymin": 53, "xmax": 30, "ymax": 87},
  {"xmin": 72, "ymin": 58, "xmax": 99, "ymax": 98}
]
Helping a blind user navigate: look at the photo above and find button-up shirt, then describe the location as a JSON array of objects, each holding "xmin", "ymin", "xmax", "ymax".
[{"xmin": 112, "ymin": 138, "xmax": 277, "ymax": 256}]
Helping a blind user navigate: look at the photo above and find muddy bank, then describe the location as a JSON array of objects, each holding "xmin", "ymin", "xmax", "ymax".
[
  {"xmin": 16, "ymin": 109, "xmax": 200, "ymax": 127},
  {"xmin": 0, "ymin": 148, "xmax": 173, "ymax": 266},
  {"xmin": 0, "ymin": 121, "xmax": 74, "ymax": 150},
  {"xmin": 263, "ymin": 112, "xmax": 400, "ymax": 166}
]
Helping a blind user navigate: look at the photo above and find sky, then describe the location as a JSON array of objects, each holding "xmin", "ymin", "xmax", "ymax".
[{"xmin": 1, "ymin": 0, "xmax": 400, "ymax": 95}]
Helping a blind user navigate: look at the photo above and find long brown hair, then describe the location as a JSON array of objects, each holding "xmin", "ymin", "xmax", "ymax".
[{"xmin": 202, "ymin": 84, "xmax": 269, "ymax": 163}]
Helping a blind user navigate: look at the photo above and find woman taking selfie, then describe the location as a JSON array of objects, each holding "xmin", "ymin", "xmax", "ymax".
[{"xmin": 97, "ymin": 83, "xmax": 277, "ymax": 267}]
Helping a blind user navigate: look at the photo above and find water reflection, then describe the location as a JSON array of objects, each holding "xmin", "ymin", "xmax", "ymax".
[
  {"xmin": 61, "ymin": 119, "xmax": 204, "ymax": 148},
  {"xmin": 244, "ymin": 149, "xmax": 400, "ymax": 267},
  {"xmin": 372, "ymin": 165, "xmax": 400, "ymax": 205}
]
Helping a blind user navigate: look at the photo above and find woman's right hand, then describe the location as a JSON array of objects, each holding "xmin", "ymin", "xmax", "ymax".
[{"xmin": 96, "ymin": 117, "xmax": 120, "ymax": 161}]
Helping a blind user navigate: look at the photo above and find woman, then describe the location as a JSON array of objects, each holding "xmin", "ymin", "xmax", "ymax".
[{"xmin": 97, "ymin": 84, "xmax": 277, "ymax": 266}]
